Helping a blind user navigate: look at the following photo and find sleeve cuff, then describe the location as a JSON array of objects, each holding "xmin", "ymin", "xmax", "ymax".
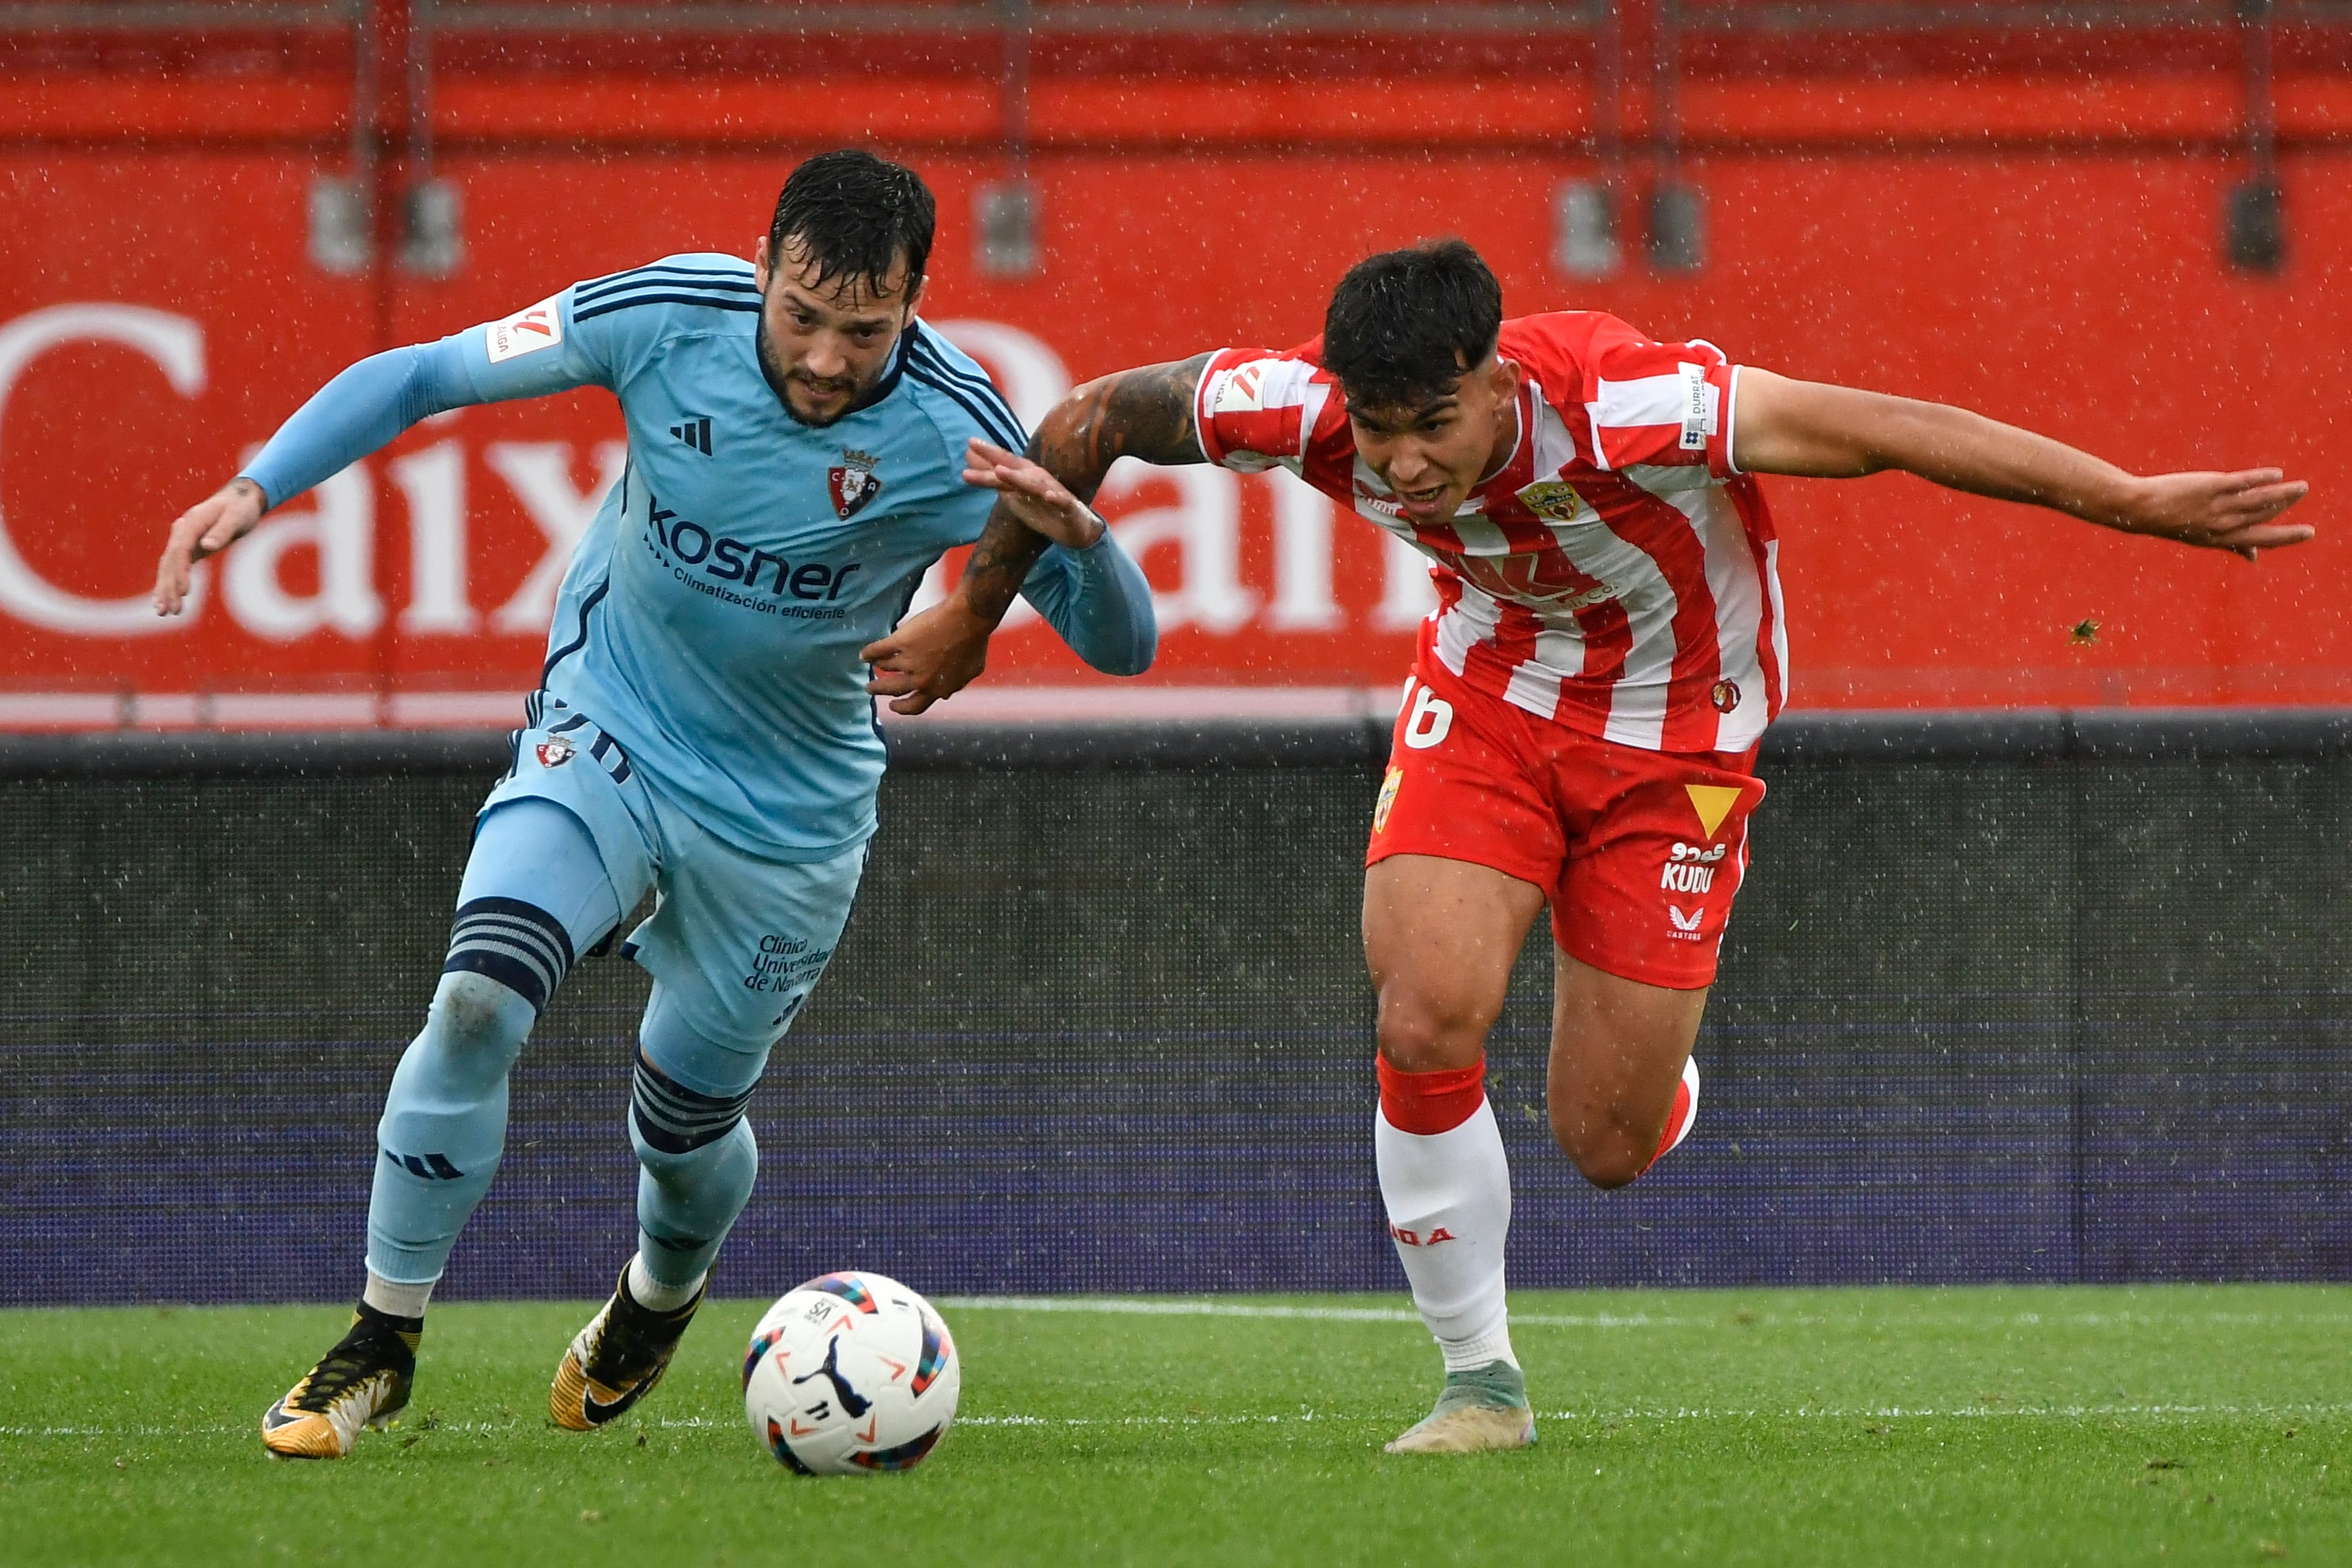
[
  {"xmin": 1709, "ymin": 363, "xmax": 1743, "ymax": 480},
  {"xmin": 1193, "ymin": 348, "xmax": 1238, "ymax": 467}
]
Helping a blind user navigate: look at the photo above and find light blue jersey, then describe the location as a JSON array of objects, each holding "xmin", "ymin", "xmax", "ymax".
[
  {"xmin": 243, "ymin": 252, "xmax": 1155, "ymax": 861},
  {"xmin": 236, "ymin": 243, "xmax": 1155, "ymax": 1314}
]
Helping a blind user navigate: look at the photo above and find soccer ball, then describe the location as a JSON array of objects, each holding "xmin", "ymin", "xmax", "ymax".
[{"xmin": 742, "ymin": 1271, "xmax": 960, "ymax": 1475}]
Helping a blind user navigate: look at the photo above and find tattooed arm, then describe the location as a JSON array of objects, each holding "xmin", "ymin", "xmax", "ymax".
[
  {"xmin": 862, "ymin": 355, "xmax": 1210, "ymax": 713},
  {"xmin": 947, "ymin": 355, "xmax": 1211, "ymax": 622}
]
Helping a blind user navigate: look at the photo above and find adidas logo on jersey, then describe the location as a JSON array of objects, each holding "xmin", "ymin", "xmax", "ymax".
[{"xmin": 669, "ymin": 417, "xmax": 713, "ymax": 455}]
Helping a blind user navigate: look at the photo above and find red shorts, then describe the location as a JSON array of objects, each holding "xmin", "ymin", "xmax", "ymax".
[{"xmin": 1365, "ymin": 642, "xmax": 1766, "ymax": 991}]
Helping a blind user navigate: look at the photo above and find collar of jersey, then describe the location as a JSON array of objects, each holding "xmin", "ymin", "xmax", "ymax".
[{"xmin": 754, "ymin": 318, "xmax": 911, "ymax": 429}]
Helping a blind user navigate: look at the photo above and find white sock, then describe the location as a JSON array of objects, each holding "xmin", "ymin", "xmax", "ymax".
[
  {"xmin": 362, "ymin": 1271, "xmax": 435, "ymax": 1319},
  {"xmin": 627, "ymin": 1254, "xmax": 706, "ymax": 1312},
  {"xmin": 1374, "ymin": 1097, "xmax": 1519, "ymax": 1372}
]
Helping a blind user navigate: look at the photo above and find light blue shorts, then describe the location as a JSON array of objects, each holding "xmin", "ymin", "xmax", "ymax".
[{"xmin": 474, "ymin": 695, "xmax": 866, "ymax": 1089}]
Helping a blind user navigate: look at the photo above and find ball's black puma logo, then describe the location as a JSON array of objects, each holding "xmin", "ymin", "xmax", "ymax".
[{"xmin": 791, "ymin": 1336, "xmax": 871, "ymax": 1418}]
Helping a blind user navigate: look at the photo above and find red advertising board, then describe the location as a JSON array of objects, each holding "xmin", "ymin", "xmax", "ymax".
[{"xmin": 3, "ymin": 140, "xmax": 2349, "ymax": 727}]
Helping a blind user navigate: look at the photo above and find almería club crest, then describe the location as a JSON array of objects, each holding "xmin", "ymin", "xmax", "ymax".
[
  {"xmin": 1516, "ymin": 478, "xmax": 1587, "ymax": 523},
  {"xmin": 828, "ymin": 448, "xmax": 883, "ymax": 520}
]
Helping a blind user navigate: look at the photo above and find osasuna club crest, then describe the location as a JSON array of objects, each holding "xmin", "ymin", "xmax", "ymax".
[
  {"xmin": 829, "ymin": 448, "xmax": 883, "ymax": 520},
  {"xmin": 535, "ymin": 736, "xmax": 575, "ymax": 769}
]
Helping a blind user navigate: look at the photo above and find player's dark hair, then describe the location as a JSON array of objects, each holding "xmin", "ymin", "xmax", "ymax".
[
  {"xmin": 768, "ymin": 149, "xmax": 936, "ymax": 299},
  {"xmin": 1322, "ymin": 239, "xmax": 1504, "ymax": 411}
]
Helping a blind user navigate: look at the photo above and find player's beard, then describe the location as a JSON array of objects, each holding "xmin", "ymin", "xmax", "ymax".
[
  {"xmin": 780, "ymin": 375, "xmax": 861, "ymax": 428},
  {"xmin": 754, "ymin": 319, "xmax": 884, "ymax": 429}
]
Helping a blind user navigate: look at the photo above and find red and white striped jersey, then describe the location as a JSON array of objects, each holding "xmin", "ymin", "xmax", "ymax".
[{"xmin": 1193, "ymin": 312, "xmax": 1787, "ymax": 756}]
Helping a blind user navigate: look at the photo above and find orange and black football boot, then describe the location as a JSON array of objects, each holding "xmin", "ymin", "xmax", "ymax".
[
  {"xmin": 550, "ymin": 1264, "xmax": 707, "ymax": 1431},
  {"xmin": 261, "ymin": 1303, "xmax": 420, "ymax": 1458}
]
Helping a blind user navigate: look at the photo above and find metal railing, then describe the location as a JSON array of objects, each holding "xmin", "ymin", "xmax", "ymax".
[
  {"xmin": 1680, "ymin": 1, "xmax": 2231, "ymax": 30},
  {"xmin": 421, "ymin": 1, "xmax": 1605, "ymax": 35},
  {"xmin": 0, "ymin": 4, "xmax": 391, "ymax": 273},
  {"xmin": 19, "ymin": 0, "xmax": 2351, "ymax": 41},
  {"xmin": 1680, "ymin": 1, "xmax": 2352, "ymax": 27},
  {"xmin": 3, "ymin": 0, "xmax": 2336, "ymax": 282},
  {"xmin": 1666, "ymin": 0, "xmax": 2296, "ymax": 271},
  {"xmin": 0, "ymin": 1, "xmax": 356, "ymax": 27}
]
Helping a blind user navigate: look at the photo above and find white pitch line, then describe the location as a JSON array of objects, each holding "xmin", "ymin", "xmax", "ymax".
[
  {"xmin": 937, "ymin": 1296, "xmax": 1697, "ymax": 1328},
  {"xmin": 938, "ymin": 1298, "xmax": 2352, "ymax": 1332},
  {"xmin": 954, "ymin": 1403, "xmax": 2352, "ymax": 1428},
  {"xmin": 9, "ymin": 1403, "xmax": 2349, "ymax": 1441}
]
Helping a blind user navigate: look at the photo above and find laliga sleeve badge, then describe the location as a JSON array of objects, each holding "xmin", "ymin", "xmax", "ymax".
[
  {"xmin": 829, "ymin": 449, "xmax": 883, "ymax": 520},
  {"xmin": 485, "ymin": 294, "xmax": 565, "ymax": 364},
  {"xmin": 536, "ymin": 736, "xmax": 576, "ymax": 769},
  {"xmin": 1710, "ymin": 679, "xmax": 1741, "ymax": 713}
]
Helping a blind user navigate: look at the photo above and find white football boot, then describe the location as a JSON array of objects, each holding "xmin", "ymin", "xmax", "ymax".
[{"xmin": 1384, "ymin": 1361, "xmax": 1536, "ymax": 1455}]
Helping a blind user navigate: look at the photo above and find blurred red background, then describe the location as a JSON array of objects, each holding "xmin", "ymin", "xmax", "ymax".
[{"xmin": 1, "ymin": 1, "xmax": 2345, "ymax": 725}]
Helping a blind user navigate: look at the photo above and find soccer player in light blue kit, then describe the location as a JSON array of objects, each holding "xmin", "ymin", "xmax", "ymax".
[{"xmin": 149, "ymin": 151, "xmax": 1155, "ymax": 1458}]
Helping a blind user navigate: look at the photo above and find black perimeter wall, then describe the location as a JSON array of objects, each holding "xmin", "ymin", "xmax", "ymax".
[{"xmin": 5, "ymin": 711, "xmax": 2351, "ymax": 1307}]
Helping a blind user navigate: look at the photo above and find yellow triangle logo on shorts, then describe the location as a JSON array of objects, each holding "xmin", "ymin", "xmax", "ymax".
[{"xmin": 1685, "ymin": 784, "xmax": 1743, "ymax": 839}]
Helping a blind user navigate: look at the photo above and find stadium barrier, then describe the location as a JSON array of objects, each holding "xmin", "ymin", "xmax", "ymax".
[{"xmin": 6, "ymin": 709, "xmax": 2351, "ymax": 1307}]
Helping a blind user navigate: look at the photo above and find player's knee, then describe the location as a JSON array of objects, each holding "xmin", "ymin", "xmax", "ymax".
[
  {"xmin": 425, "ymin": 970, "xmax": 532, "ymax": 1067},
  {"xmin": 440, "ymin": 895, "xmax": 577, "ymax": 1017},
  {"xmin": 1576, "ymin": 1141, "xmax": 1653, "ymax": 1191},
  {"xmin": 627, "ymin": 1049, "xmax": 757, "ymax": 1167},
  {"xmin": 1547, "ymin": 1110, "xmax": 1653, "ymax": 1191},
  {"xmin": 1374, "ymin": 985, "xmax": 1495, "ymax": 1074}
]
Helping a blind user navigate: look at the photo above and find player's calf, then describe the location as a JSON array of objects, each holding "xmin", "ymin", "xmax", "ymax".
[
  {"xmin": 628, "ymin": 1045, "xmax": 760, "ymax": 1282},
  {"xmin": 1549, "ymin": 1055, "xmax": 1703, "ymax": 1190},
  {"xmin": 261, "ymin": 1303, "xmax": 421, "ymax": 1459},
  {"xmin": 549, "ymin": 1051, "xmax": 753, "ymax": 1432}
]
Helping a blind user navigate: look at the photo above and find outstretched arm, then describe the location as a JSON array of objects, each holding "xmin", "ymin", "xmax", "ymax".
[
  {"xmin": 945, "ymin": 353, "xmax": 1211, "ymax": 624},
  {"xmin": 152, "ymin": 338, "xmax": 487, "ymax": 614},
  {"xmin": 862, "ymin": 355, "xmax": 1209, "ymax": 713},
  {"xmin": 156, "ymin": 283, "xmax": 619, "ymax": 615},
  {"xmin": 1732, "ymin": 368, "xmax": 2312, "ymax": 560}
]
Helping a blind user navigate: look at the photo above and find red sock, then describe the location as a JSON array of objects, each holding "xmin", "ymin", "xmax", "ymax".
[
  {"xmin": 1645, "ymin": 1054, "xmax": 1701, "ymax": 1171},
  {"xmin": 1376, "ymin": 1056, "xmax": 1487, "ymax": 1135}
]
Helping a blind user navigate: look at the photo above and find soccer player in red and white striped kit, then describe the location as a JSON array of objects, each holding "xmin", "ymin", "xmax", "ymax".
[{"xmin": 862, "ymin": 239, "xmax": 2313, "ymax": 1453}]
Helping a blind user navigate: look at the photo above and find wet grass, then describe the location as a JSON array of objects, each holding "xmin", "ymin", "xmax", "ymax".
[{"xmin": 4, "ymin": 1284, "xmax": 2348, "ymax": 1565}]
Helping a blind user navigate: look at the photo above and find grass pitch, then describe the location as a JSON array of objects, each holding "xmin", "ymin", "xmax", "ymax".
[{"xmin": 4, "ymin": 1285, "xmax": 2347, "ymax": 1566}]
